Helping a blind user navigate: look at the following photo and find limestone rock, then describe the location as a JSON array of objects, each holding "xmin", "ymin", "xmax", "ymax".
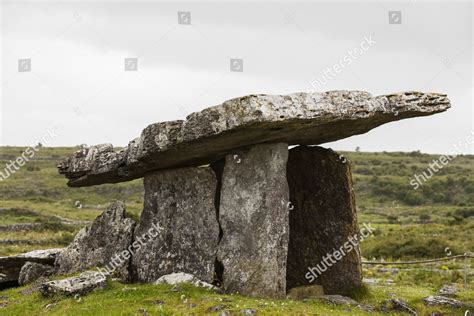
[
  {"xmin": 39, "ymin": 271, "xmax": 106, "ymax": 297},
  {"xmin": 0, "ymin": 248, "xmax": 61, "ymax": 288},
  {"xmin": 423, "ymin": 295, "xmax": 470, "ymax": 308},
  {"xmin": 438, "ymin": 283, "xmax": 458, "ymax": 297},
  {"xmin": 18, "ymin": 262, "xmax": 53, "ymax": 285},
  {"xmin": 286, "ymin": 146, "xmax": 362, "ymax": 294},
  {"xmin": 382, "ymin": 298, "xmax": 417, "ymax": 315},
  {"xmin": 57, "ymin": 91, "xmax": 450, "ymax": 187},
  {"xmin": 130, "ymin": 167, "xmax": 219, "ymax": 284},
  {"xmin": 155, "ymin": 273, "xmax": 216, "ymax": 289},
  {"xmin": 319, "ymin": 294, "xmax": 358, "ymax": 306},
  {"xmin": 216, "ymin": 143, "xmax": 289, "ymax": 299},
  {"xmin": 54, "ymin": 201, "xmax": 135, "ymax": 281}
]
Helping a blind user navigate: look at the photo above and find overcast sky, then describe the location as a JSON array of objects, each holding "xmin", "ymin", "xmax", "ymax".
[{"xmin": 1, "ymin": 0, "xmax": 472, "ymax": 154}]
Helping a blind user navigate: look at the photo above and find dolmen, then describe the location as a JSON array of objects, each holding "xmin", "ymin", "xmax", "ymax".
[{"xmin": 56, "ymin": 90, "xmax": 450, "ymax": 298}]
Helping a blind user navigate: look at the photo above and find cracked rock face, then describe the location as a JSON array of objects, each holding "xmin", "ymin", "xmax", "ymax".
[
  {"xmin": 130, "ymin": 167, "xmax": 219, "ymax": 284},
  {"xmin": 216, "ymin": 143, "xmax": 290, "ymax": 299},
  {"xmin": 286, "ymin": 146, "xmax": 362, "ymax": 295},
  {"xmin": 57, "ymin": 91, "xmax": 450, "ymax": 187},
  {"xmin": 54, "ymin": 201, "xmax": 136, "ymax": 280}
]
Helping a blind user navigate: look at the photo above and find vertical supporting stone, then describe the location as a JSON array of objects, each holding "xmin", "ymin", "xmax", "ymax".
[
  {"xmin": 216, "ymin": 143, "xmax": 289, "ymax": 299},
  {"xmin": 131, "ymin": 167, "xmax": 219, "ymax": 284},
  {"xmin": 286, "ymin": 146, "xmax": 362, "ymax": 295}
]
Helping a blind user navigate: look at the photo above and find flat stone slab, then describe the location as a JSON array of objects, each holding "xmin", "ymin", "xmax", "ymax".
[
  {"xmin": 57, "ymin": 91, "xmax": 450, "ymax": 187},
  {"xmin": 0, "ymin": 248, "xmax": 62, "ymax": 287},
  {"xmin": 39, "ymin": 271, "xmax": 106, "ymax": 297}
]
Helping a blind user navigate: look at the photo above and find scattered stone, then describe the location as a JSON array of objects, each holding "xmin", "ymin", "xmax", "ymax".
[
  {"xmin": 240, "ymin": 309, "xmax": 257, "ymax": 315},
  {"xmin": 57, "ymin": 91, "xmax": 450, "ymax": 187},
  {"xmin": 438, "ymin": 284, "xmax": 458, "ymax": 297},
  {"xmin": 152, "ymin": 299, "xmax": 164, "ymax": 305},
  {"xmin": 0, "ymin": 248, "xmax": 61, "ymax": 288},
  {"xmin": 382, "ymin": 298, "xmax": 417, "ymax": 315},
  {"xmin": 54, "ymin": 201, "xmax": 135, "ymax": 282},
  {"xmin": 131, "ymin": 168, "xmax": 219, "ymax": 283},
  {"xmin": 44, "ymin": 303, "xmax": 57, "ymax": 309},
  {"xmin": 319, "ymin": 295, "xmax": 358, "ymax": 306},
  {"xmin": 187, "ymin": 303, "xmax": 197, "ymax": 308},
  {"xmin": 216, "ymin": 143, "xmax": 289, "ymax": 299},
  {"xmin": 208, "ymin": 304, "xmax": 229, "ymax": 313},
  {"xmin": 287, "ymin": 285, "xmax": 324, "ymax": 300},
  {"xmin": 357, "ymin": 304, "xmax": 375, "ymax": 313},
  {"xmin": 18, "ymin": 261, "xmax": 53, "ymax": 285},
  {"xmin": 286, "ymin": 146, "xmax": 362, "ymax": 294},
  {"xmin": 40, "ymin": 271, "xmax": 107, "ymax": 297},
  {"xmin": 219, "ymin": 311, "xmax": 231, "ymax": 316},
  {"xmin": 423, "ymin": 295, "xmax": 469, "ymax": 308},
  {"xmin": 154, "ymin": 273, "xmax": 216, "ymax": 289},
  {"xmin": 138, "ymin": 307, "xmax": 147, "ymax": 315}
]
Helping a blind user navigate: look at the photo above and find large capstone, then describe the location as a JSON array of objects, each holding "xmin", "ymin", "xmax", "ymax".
[
  {"xmin": 286, "ymin": 146, "xmax": 362, "ymax": 294},
  {"xmin": 216, "ymin": 143, "xmax": 289, "ymax": 298},
  {"xmin": 57, "ymin": 91, "xmax": 450, "ymax": 187},
  {"xmin": 54, "ymin": 201, "xmax": 136, "ymax": 281},
  {"xmin": 130, "ymin": 167, "xmax": 219, "ymax": 284}
]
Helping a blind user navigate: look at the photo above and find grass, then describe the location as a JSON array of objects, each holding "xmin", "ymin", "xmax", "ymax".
[
  {"xmin": 1, "ymin": 278, "xmax": 472, "ymax": 315},
  {"xmin": 0, "ymin": 146, "xmax": 473, "ymax": 314}
]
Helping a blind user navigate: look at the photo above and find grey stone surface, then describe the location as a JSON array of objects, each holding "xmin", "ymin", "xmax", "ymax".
[
  {"xmin": 39, "ymin": 271, "xmax": 106, "ymax": 297},
  {"xmin": 438, "ymin": 283, "xmax": 458, "ymax": 297},
  {"xmin": 130, "ymin": 167, "xmax": 219, "ymax": 284},
  {"xmin": 18, "ymin": 262, "xmax": 53, "ymax": 285},
  {"xmin": 423, "ymin": 295, "xmax": 470, "ymax": 308},
  {"xmin": 286, "ymin": 146, "xmax": 362, "ymax": 295},
  {"xmin": 319, "ymin": 294, "xmax": 358, "ymax": 306},
  {"xmin": 54, "ymin": 201, "xmax": 135, "ymax": 281},
  {"xmin": 0, "ymin": 248, "xmax": 61, "ymax": 287},
  {"xmin": 154, "ymin": 272, "xmax": 217, "ymax": 289},
  {"xmin": 216, "ymin": 143, "xmax": 289, "ymax": 299},
  {"xmin": 381, "ymin": 298, "xmax": 417, "ymax": 315},
  {"xmin": 57, "ymin": 91, "xmax": 450, "ymax": 187}
]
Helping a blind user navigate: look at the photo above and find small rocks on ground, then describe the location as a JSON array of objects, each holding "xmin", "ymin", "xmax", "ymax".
[
  {"xmin": 319, "ymin": 295, "xmax": 358, "ymax": 306},
  {"xmin": 438, "ymin": 284, "xmax": 458, "ymax": 297},
  {"xmin": 423, "ymin": 295, "xmax": 469, "ymax": 308},
  {"xmin": 39, "ymin": 271, "xmax": 107, "ymax": 297},
  {"xmin": 207, "ymin": 304, "xmax": 229, "ymax": 312},
  {"xmin": 382, "ymin": 298, "xmax": 417, "ymax": 315},
  {"xmin": 155, "ymin": 272, "xmax": 217, "ymax": 290}
]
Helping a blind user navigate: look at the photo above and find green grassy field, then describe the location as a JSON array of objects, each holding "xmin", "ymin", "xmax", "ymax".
[{"xmin": 0, "ymin": 146, "xmax": 473, "ymax": 314}]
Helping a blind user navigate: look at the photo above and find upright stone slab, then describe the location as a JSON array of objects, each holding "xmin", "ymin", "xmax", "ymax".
[
  {"xmin": 54, "ymin": 201, "xmax": 135, "ymax": 281},
  {"xmin": 216, "ymin": 143, "xmax": 289, "ymax": 298},
  {"xmin": 131, "ymin": 167, "xmax": 219, "ymax": 284},
  {"xmin": 286, "ymin": 146, "xmax": 362, "ymax": 294}
]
